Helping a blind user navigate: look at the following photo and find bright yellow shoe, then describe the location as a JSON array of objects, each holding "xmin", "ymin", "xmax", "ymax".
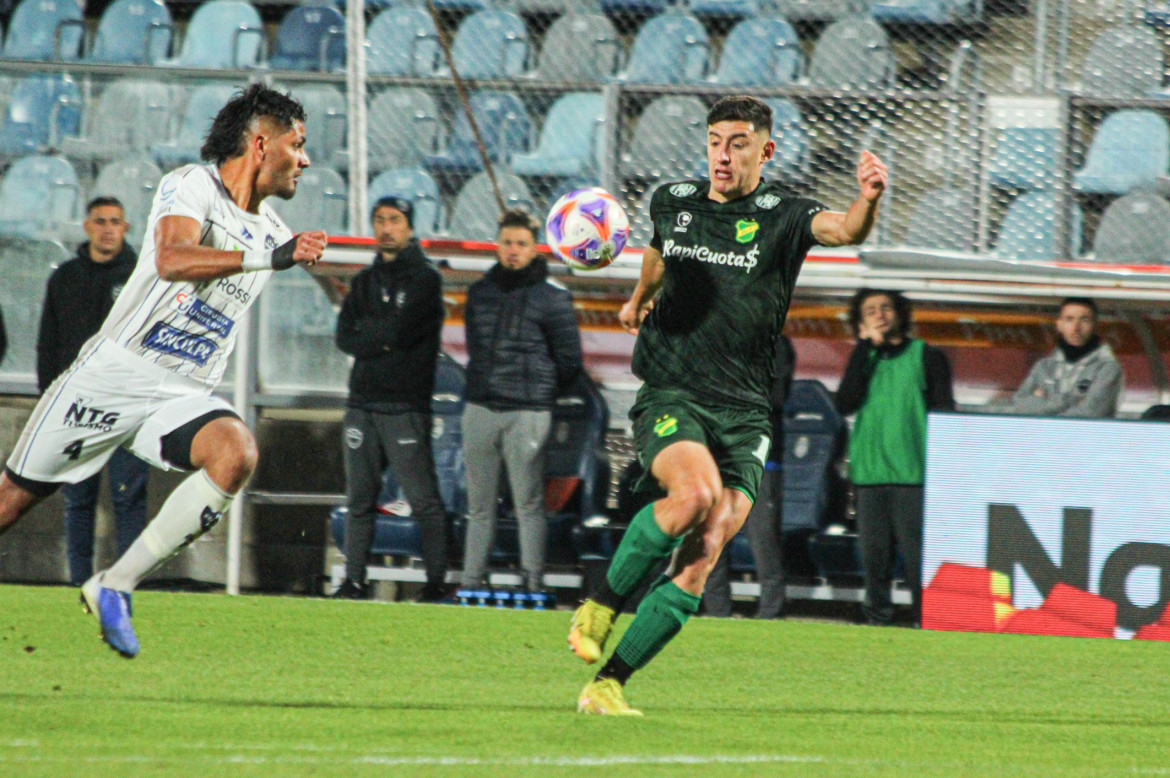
[
  {"xmin": 577, "ymin": 678, "xmax": 642, "ymax": 716},
  {"xmin": 568, "ymin": 599, "xmax": 615, "ymax": 664}
]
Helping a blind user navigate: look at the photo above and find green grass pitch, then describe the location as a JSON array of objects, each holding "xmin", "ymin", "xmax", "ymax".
[{"xmin": 2, "ymin": 584, "xmax": 1169, "ymax": 777}]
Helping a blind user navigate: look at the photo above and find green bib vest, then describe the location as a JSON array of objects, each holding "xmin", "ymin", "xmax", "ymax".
[{"xmin": 849, "ymin": 339, "xmax": 928, "ymax": 486}]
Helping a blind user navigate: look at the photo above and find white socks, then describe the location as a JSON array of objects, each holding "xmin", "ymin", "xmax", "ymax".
[{"xmin": 102, "ymin": 470, "xmax": 233, "ymax": 592}]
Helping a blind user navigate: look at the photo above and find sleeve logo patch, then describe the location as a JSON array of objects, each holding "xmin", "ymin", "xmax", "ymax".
[
  {"xmin": 653, "ymin": 414, "xmax": 678, "ymax": 437},
  {"xmin": 755, "ymin": 194, "xmax": 781, "ymax": 209},
  {"xmin": 669, "ymin": 183, "xmax": 697, "ymax": 197},
  {"xmin": 735, "ymin": 219, "xmax": 760, "ymax": 244}
]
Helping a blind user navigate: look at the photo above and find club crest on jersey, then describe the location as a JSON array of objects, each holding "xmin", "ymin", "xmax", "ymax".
[
  {"xmin": 63, "ymin": 395, "xmax": 120, "ymax": 432},
  {"xmin": 669, "ymin": 183, "xmax": 697, "ymax": 198},
  {"xmin": 265, "ymin": 234, "xmax": 278, "ymax": 250},
  {"xmin": 674, "ymin": 212, "xmax": 692, "ymax": 233},
  {"xmin": 143, "ymin": 322, "xmax": 218, "ymax": 366},
  {"xmin": 755, "ymin": 194, "xmax": 781, "ymax": 209},
  {"xmin": 171, "ymin": 293, "xmax": 234, "ymax": 337},
  {"xmin": 735, "ymin": 219, "xmax": 760, "ymax": 244},
  {"xmin": 653, "ymin": 414, "xmax": 678, "ymax": 438}
]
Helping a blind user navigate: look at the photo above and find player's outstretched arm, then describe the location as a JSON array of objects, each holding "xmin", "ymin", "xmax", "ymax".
[
  {"xmin": 155, "ymin": 215, "xmax": 328, "ymax": 282},
  {"xmin": 811, "ymin": 151, "xmax": 889, "ymax": 248},
  {"xmin": 619, "ymin": 246, "xmax": 665, "ymax": 335}
]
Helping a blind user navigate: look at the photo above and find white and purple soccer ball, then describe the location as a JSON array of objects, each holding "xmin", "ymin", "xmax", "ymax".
[{"xmin": 544, "ymin": 187, "xmax": 630, "ymax": 271}]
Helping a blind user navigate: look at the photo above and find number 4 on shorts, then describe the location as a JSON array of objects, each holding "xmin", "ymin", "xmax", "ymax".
[{"xmin": 62, "ymin": 440, "xmax": 83, "ymax": 461}]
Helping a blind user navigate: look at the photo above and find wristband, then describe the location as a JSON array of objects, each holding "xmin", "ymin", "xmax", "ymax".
[
  {"xmin": 241, "ymin": 249, "xmax": 273, "ymax": 272},
  {"xmin": 241, "ymin": 236, "xmax": 299, "ymax": 272}
]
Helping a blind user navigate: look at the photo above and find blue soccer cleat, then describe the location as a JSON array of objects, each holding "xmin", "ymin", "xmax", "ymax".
[{"xmin": 80, "ymin": 574, "xmax": 139, "ymax": 658}]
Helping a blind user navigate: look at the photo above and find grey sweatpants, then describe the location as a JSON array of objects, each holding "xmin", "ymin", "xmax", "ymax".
[
  {"xmin": 460, "ymin": 402, "xmax": 551, "ymax": 589},
  {"xmin": 343, "ymin": 408, "xmax": 448, "ymax": 585},
  {"xmin": 703, "ymin": 467, "xmax": 785, "ymax": 618}
]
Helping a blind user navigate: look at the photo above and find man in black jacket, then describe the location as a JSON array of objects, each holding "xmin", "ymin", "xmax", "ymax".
[
  {"xmin": 36, "ymin": 196, "xmax": 149, "ymax": 586},
  {"xmin": 459, "ymin": 209, "xmax": 584, "ymax": 593},
  {"xmin": 334, "ymin": 197, "xmax": 448, "ymax": 601}
]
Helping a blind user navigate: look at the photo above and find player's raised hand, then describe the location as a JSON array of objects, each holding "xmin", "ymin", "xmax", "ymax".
[
  {"xmin": 619, "ymin": 297, "xmax": 653, "ymax": 335},
  {"xmin": 267, "ymin": 230, "xmax": 328, "ymax": 270},
  {"xmin": 857, "ymin": 151, "xmax": 888, "ymax": 203}
]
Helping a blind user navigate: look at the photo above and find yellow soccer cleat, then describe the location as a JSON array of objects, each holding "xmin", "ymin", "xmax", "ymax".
[
  {"xmin": 577, "ymin": 678, "xmax": 642, "ymax": 716},
  {"xmin": 568, "ymin": 599, "xmax": 615, "ymax": 664}
]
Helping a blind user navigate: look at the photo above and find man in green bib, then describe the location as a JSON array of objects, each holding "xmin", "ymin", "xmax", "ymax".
[
  {"xmin": 837, "ymin": 289, "xmax": 954, "ymax": 627},
  {"xmin": 568, "ymin": 95, "xmax": 889, "ymax": 715}
]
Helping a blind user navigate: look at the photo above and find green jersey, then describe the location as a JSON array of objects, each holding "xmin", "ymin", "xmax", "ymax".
[{"xmin": 633, "ymin": 179, "xmax": 826, "ymax": 411}]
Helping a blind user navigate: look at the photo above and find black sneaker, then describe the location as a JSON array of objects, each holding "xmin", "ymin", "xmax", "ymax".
[
  {"xmin": 331, "ymin": 579, "xmax": 369, "ymax": 600},
  {"xmin": 416, "ymin": 582, "xmax": 450, "ymax": 603}
]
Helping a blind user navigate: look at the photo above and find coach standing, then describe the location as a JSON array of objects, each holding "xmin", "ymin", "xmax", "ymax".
[
  {"xmin": 335, "ymin": 197, "xmax": 449, "ymax": 602},
  {"xmin": 37, "ymin": 196, "xmax": 148, "ymax": 586}
]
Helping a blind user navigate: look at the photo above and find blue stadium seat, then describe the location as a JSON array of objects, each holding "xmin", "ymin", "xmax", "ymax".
[
  {"xmin": 600, "ymin": 0, "xmax": 669, "ymax": 16},
  {"xmin": 1080, "ymin": 23, "xmax": 1162, "ymax": 98},
  {"xmin": 366, "ymin": 88, "xmax": 440, "ymax": 173},
  {"xmin": 0, "ymin": 155, "xmax": 80, "ymax": 237},
  {"xmin": 2, "ymin": 0, "xmax": 84, "ymax": 61},
  {"xmin": 512, "ymin": 92, "xmax": 604, "ymax": 179},
  {"xmin": 780, "ymin": 381, "xmax": 845, "ymax": 533},
  {"xmin": 270, "ymin": 5, "xmax": 345, "ymax": 72},
  {"xmin": 764, "ymin": 98, "xmax": 810, "ymax": 182},
  {"xmin": 992, "ymin": 191, "xmax": 1083, "ymax": 261},
  {"xmin": 618, "ymin": 10, "xmax": 709, "ymax": 85},
  {"xmin": 270, "ymin": 165, "xmax": 347, "ymax": 235},
  {"xmin": 62, "ymin": 78, "xmax": 171, "ymax": 162},
  {"xmin": 152, "ymin": 83, "xmax": 237, "ymax": 170},
  {"xmin": 368, "ymin": 166, "xmax": 442, "ymax": 238},
  {"xmin": 711, "ymin": 16, "xmax": 802, "ymax": 87},
  {"xmin": 988, "ymin": 127, "xmax": 1057, "ymax": 191},
  {"xmin": 623, "ymin": 96, "xmax": 706, "ymax": 180},
  {"xmin": 0, "ymin": 73, "xmax": 81, "ymax": 157},
  {"xmin": 1090, "ymin": 192, "xmax": 1170, "ymax": 266},
  {"xmin": 448, "ymin": 171, "xmax": 536, "ymax": 241},
  {"xmin": 1073, "ymin": 110, "xmax": 1170, "ymax": 195},
  {"xmin": 424, "ymin": 91, "xmax": 532, "ymax": 177},
  {"xmin": 529, "ymin": 12, "xmax": 620, "ymax": 83},
  {"xmin": 808, "ymin": 15, "xmax": 896, "ymax": 90},
  {"xmin": 627, "ymin": 184, "xmax": 658, "ymax": 248},
  {"xmin": 93, "ymin": 156, "xmax": 163, "ymax": 238},
  {"xmin": 870, "ymin": 0, "xmax": 983, "ymax": 24},
  {"xmin": 168, "ymin": 0, "xmax": 264, "ymax": 69},
  {"xmin": 0, "ymin": 236, "xmax": 69, "ymax": 382},
  {"xmin": 446, "ymin": 10, "xmax": 529, "ymax": 80},
  {"xmin": 90, "ymin": 0, "xmax": 172, "ymax": 64},
  {"xmin": 366, "ymin": 6, "xmax": 439, "ymax": 77},
  {"xmin": 904, "ymin": 186, "xmax": 976, "ymax": 251},
  {"xmin": 687, "ymin": 0, "xmax": 759, "ymax": 20},
  {"xmin": 767, "ymin": 0, "xmax": 867, "ymax": 21}
]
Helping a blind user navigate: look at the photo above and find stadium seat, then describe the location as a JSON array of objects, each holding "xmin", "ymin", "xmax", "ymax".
[
  {"xmin": 269, "ymin": 165, "xmax": 347, "ymax": 235},
  {"xmin": 808, "ymin": 15, "xmax": 896, "ymax": 90},
  {"xmin": 1090, "ymin": 192, "xmax": 1170, "ymax": 266},
  {"xmin": 992, "ymin": 191, "xmax": 1083, "ymax": 261},
  {"xmin": 988, "ymin": 127, "xmax": 1058, "ymax": 191},
  {"xmin": 903, "ymin": 186, "xmax": 976, "ymax": 252},
  {"xmin": 167, "ymin": 0, "xmax": 265, "ymax": 70},
  {"xmin": 529, "ymin": 13, "xmax": 620, "ymax": 84},
  {"xmin": 512, "ymin": 92, "xmax": 604, "ymax": 179},
  {"xmin": 448, "ymin": 171, "xmax": 536, "ymax": 241},
  {"xmin": 445, "ymin": 10, "xmax": 530, "ymax": 80},
  {"xmin": 780, "ymin": 380, "xmax": 845, "ymax": 534},
  {"xmin": 764, "ymin": 98, "xmax": 810, "ymax": 182},
  {"xmin": 258, "ymin": 270, "xmax": 351, "ymax": 392},
  {"xmin": 424, "ymin": 91, "xmax": 532, "ymax": 177},
  {"xmin": 1079, "ymin": 23, "xmax": 1162, "ymax": 98},
  {"xmin": 600, "ymin": 0, "xmax": 669, "ymax": 16},
  {"xmin": 90, "ymin": 0, "xmax": 173, "ymax": 64},
  {"xmin": 627, "ymin": 184, "xmax": 658, "ymax": 248},
  {"xmin": 0, "ymin": 155, "xmax": 80, "ymax": 237},
  {"xmin": 870, "ymin": 0, "xmax": 983, "ymax": 24},
  {"xmin": 368, "ymin": 166, "xmax": 442, "ymax": 238},
  {"xmin": 1073, "ymin": 110, "xmax": 1170, "ymax": 195},
  {"xmin": 687, "ymin": 0, "xmax": 759, "ymax": 20},
  {"xmin": 617, "ymin": 10, "xmax": 709, "ymax": 85},
  {"xmin": 711, "ymin": 16, "xmax": 803, "ymax": 87},
  {"xmin": 2, "ymin": 0, "xmax": 83, "ymax": 61},
  {"xmin": 269, "ymin": 5, "xmax": 345, "ymax": 72},
  {"xmin": 93, "ymin": 156, "xmax": 163, "ymax": 238},
  {"xmin": 506, "ymin": 0, "xmax": 602, "ymax": 14},
  {"xmin": 366, "ymin": 88, "xmax": 440, "ymax": 174},
  {"xmin": 62, "ymin": 78, "xmax": 172, "ymax": 162},
  {"xmin": 281, "ymin": 84, "xmax": 346, "ymax": 170},
  {"xmin": 152, "ymin": 83, "xmax": 238, "ymax": 170},
  {"xmin": 366, "ymin": 6, "xmax": 439, "ymax": 77},
  {"xmin": 767, "ymin": 0, "xmax": 868, "ymax": 21},
  {"xmin": 0, "ymin": 73, "xmax": 82, "ymax": 157},
  {"xmin": 622, "ymin": 96, "xmax": 707, "ymax": 181},
  {"xmin": 0, "ymin": 235, "xmax": 69, "ymax": 382}
]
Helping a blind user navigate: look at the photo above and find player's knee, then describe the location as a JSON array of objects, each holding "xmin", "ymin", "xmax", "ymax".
[
  {"xmin": 198, "ymin": 422, "xmax": 258, "ymax": 493},
  {"xmin": 668, "ymin": 481, "xmax": 719, "ymax": 521}
]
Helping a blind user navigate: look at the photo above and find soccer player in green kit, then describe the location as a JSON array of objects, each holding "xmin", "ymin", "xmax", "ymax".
[{"xmin": 569, "ymin": 95, "xmax": 889, "ymax": 715}]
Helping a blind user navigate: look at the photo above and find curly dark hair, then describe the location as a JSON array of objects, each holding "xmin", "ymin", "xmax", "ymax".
[
  {"xmin": 200, "ymin": 83, "xmax": 306, "ymax": 166},
  {"xmin": 497, "ymin": 208, "xmax": 540, "ymax": 240},
  {"xmin": 847, "ymin": 288, "xmax": 913, "ymax": 339},
  {"xmin": 706, "ymin": 95, "xmax": 773, "ymax": 135}
]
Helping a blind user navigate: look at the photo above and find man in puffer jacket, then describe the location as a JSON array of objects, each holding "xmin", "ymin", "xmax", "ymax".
[
  {"xmin": 1008, "ymin": 297, "xmax": 1123, "ymax": 418},
  {"xmin": 459, "ymin": 209, "xmax": 584, "ymax": 593}
]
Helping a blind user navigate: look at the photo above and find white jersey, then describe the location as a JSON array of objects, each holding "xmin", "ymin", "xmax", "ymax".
[{"xmin": 100, "ymin": 164, "xmax": 293, "ymax": 388}]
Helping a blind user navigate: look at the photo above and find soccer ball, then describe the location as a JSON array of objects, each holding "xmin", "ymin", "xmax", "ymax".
[{"xmin": 544, "ymin": 187, "xmax": 630, "ymax": 271}]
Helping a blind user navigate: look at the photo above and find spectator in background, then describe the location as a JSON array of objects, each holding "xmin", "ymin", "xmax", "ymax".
[
  {"xmin": 37, "ymin": 197, "xmax": 148, "ymax": 587},
  {"xmin": 702, "ymin": 334, "xmax": 795, "ymax": 619},
  {"xmin": 1006, "ymin": 297, "xmax": 1122, "ymax": 418},
  {"xmin": 459, "ymin": 209, "xmax": 584, "ymax": 594},
  {"xmin": 837, "ymin": 289, "xmax": 953, "ymax": 627},
  {"xmin": 334, "ymin": 197, "xmax": 449, "ymax": 602}
]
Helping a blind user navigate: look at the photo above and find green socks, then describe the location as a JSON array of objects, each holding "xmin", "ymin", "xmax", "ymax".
[
  {"xmin": 606, "ymin": 502, "xmax": 684, "ymax": 598},
  {"xmin": 612, "ymin": 578, "xmax": 702, "ymax": 672}
]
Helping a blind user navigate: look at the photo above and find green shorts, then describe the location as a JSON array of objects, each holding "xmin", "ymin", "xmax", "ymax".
[{"xmin": 629, "ymin": 385, "xmax": 772, "ymax": 503}]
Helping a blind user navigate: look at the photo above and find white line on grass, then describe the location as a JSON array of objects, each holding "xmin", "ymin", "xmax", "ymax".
[{"xmin": 0, "ymin": 753, "xmax": 825, "ymax": 768}]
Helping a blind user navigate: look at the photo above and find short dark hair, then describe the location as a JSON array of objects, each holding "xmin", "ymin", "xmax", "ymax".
[
  {"xmin": 370, "ymin": 196, "xmax": 414, "ymax": 229},
  {"xmin": 497, "ymin": 208, "xmax": 540, "ymax": 240},
  {"xmin": 1060, "ymin": 297, "xmax": 1098, "ymax": 319},
  {"xmin": 707, "ymin": 95, "xmax": 773, "ymax": 136},
  {"xmin": 86, "ymin": 196, "xmax": 124, "ymax": 214},
  {"xmin": 200, "ymin": 83, "xmax": 306, "ymax": 166},
  {"xmin": 848, "ymin": 288, "xmax": 913, "ymax": 339}
]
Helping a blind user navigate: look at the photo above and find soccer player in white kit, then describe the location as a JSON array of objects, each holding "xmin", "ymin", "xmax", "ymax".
[{"xmin": 0, "ymin": 84, "xmax": 328, "ymax": 657}]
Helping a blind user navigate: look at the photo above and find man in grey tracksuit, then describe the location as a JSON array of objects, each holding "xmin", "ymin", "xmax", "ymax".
[
  {"xmin": 459, "ymin": 209, "xmax": 584, "ymax": 592},
  {"xmin": 1007, "ymin": 297, "xmax": 1123, "ymax": 418}
]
